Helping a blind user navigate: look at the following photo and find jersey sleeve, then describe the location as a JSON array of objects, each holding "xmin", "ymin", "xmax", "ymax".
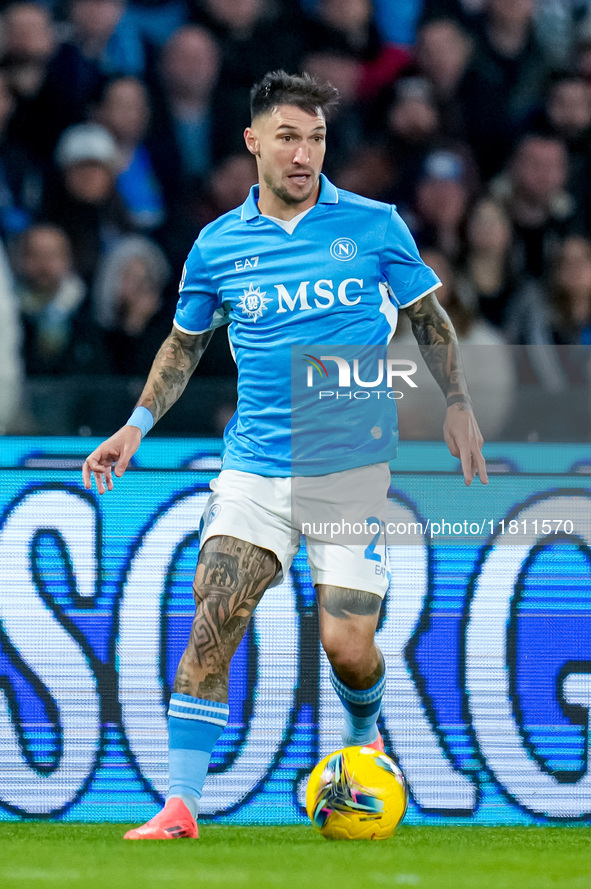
[
  {"xmin": 173, "ymin": 240, "xmax": 225, "ymax": 334},
  {"xmin": 380, "ymin": 206, "xmax": 441, "ymax": 308}
]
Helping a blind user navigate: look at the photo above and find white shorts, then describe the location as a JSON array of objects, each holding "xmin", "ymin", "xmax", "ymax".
[{"xmin": 199, "ymin": 465, "xmax": 390, "ymax": 598}]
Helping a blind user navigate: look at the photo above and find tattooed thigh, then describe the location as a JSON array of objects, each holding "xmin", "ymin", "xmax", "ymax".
[
  {"xmin": 176, "ymin": 536, "xmax": 279, "ymax": 692},
  {"xmin": 317, "ymin": 585, "xmax": 382, "ymax": 620}
]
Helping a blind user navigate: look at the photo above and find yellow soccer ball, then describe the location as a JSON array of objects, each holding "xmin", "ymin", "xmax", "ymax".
[{"xmin": 306, "ymin": 745, "xmax": 408, "ymax": 840}]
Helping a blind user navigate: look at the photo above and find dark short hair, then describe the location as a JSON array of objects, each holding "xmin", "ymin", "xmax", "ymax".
[{"xmin": 250, "ymin": 70, "xmax": 339, "ymax": 121}]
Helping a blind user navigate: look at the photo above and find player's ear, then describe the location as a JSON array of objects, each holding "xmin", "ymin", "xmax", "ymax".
[{"xmin": 244, "ymin": 127, "xmax": 259, "ymax": 157}]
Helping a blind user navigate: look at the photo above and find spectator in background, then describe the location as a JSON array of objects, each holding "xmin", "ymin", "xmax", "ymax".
[
  {"xmin": 92, "ymin": 234, "xmax": 172, "ymax": 374},
  {"xmin": 334, "ymin": 143, "xmax": 395, "ymax": 201},
  {"xmin": 422, "ymin": 1, "xmax": 588, "ymax": 69},
  {"xmin": 13, "ymin": 224, "xmax": 90, "ymax": 374},
  {"xmin": 188, "ymin": 152, "xmax": 257, "ymax": 230},
  {"xmin": 0, "ymin": 2, "xmax": 61, "ymax": 158},
  {"xmin": 4, "ymin": 0, "xmax": 152, "ymax": 160},
  {"xmin": 504, "ymin": 234, "xmax": 591, "ymax": 439},
  {"xmin": 158, "ymin": 150, "xmax": 257, "ymax": 279},
  {"xmin": 154, "ymin": 25, "xmax": 221, "ymax": 192},
  {"xmin": 0, "ymin": 239, "xmax": 25, "ymax": 431},
  {"xmin": 0, "ymin": 2, "xmax": 55, "ymax": 102},
  {"xmin": 372, "ymin": 0, "xmax": 430, "ymax": 46},
  {"xmin": 44, "ymin": 122, "xmax": 134, "ymax": 283},
  {"xmin": 193, "ymin": 0, "xmax": 306, "ymax": 159},
  {"xmin": 419, "ymin": 247, "xmax": 502, "ymax": 341},
  {"xmin": 302, "ymin": 0, "xmax": 433, "ymax": 47},
  {"xmin": 303, "ymin": 0, "xmax": 381, "ymax": 56},
  {"xmin": 542, "ymin": 73, "xmax": 591, "ymax": 148},
  {"xmin": 302, "ymin": 0, "xmax": 411, "ymax": 102},
  {"xmin": 415, "ymin": 17, "xmax": 476, "ymax": 142},
  {"xmin": 405, "ymin": 146, "xmax": 477, "ymax": 263},
  {"xmin": 466, "ymin": 0, "xmax": 552, "ymax": 177},
  {"xmin": 509, "ymin": 235, "xmax": 591, "ymax": 349},
  {"xmin": 379, "ymin": 74, "xmax": 441, "ymax": 206},
  {"xmin": 573, "ymin": 14, "xmax": 591, "ymax": 83},
  {"xmin": 534, "ymin": 0, "xmax": 590, "ymax": 70},
  {"xmin": 190, "ymin": 0, "xmax": 268, "ymax": 38},
  {"xmin": 527, "ymin": 72, "xmax": 591, "ymax": 231},
  {"xmin": 65, "ymin": 0, "xmax": 147, "ymax": 78},
  {"xmin": 126, "ymin": 0, "xmax": 188, "ymax": 49},
  {"xmin": 489, "ymin": 133, "xmax": 578, "ymax": 279},
  {"xmin": 455, "ymin": 197, "xmax": 520, "ymax": 329},
  {"xmin": 0, "ymin": 69, "xmax": 42, "ymax": 240},
  {"xmin": 94, "ymin": 76, "xmax": 166, "ymax": 231},
  {"xmin": 549, "ymin": 235, "xmax": 591, "ymax": 345}
]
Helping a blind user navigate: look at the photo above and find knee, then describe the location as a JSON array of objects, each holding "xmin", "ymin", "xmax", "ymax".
[{"xmin": 320, "ymin": 625, "xmax": 373, "ymax": 676}]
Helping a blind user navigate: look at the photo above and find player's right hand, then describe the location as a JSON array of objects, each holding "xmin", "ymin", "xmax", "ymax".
[{"xmin": 82, "ymin": 426, "xmax": 142, "ymax": 494}]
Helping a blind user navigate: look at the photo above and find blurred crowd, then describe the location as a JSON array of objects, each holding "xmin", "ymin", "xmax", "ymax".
[{"xmin": 0, "ymin": 0, "xmax": 591, "ymax": 438}]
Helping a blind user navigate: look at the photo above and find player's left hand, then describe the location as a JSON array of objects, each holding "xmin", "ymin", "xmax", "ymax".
[{"xmin": 443, "ymin": 404, "xmax": 488, "ymax": 486}]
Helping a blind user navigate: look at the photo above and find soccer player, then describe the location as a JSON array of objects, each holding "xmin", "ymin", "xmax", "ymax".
[{"xmin": 83, "ymin": 71, "xmax": 487, "ymax": 839}]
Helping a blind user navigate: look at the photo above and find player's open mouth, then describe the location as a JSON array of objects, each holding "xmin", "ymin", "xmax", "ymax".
[{"xmin": 288, "ymin": 173, "xmax": 311, "ymax": 186}]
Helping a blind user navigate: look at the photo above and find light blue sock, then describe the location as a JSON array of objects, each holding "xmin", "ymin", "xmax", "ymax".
[
  {"xmin": 330, "ymin": 666, "xmax": 386, "ymax": 747},
  {"xmin": 167, "ymin": 693, "xmax": 229, "ymax": 818}
]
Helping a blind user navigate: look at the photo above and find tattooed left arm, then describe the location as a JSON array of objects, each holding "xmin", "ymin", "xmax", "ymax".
[
  {"xmin": 405, "ymin": 293, "xmax": 488, "ymax": 486},
  {"xmin": 404, "ymin": 292, "xmax": 468, "ymax": 403}
]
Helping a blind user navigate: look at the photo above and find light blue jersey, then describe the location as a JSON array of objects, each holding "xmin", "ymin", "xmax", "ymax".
[{"xmin": 174, "ymin": 175, "xmax": 440, "ymax": 476}]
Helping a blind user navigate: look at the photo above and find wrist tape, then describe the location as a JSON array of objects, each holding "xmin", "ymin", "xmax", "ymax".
[{"xmin": 126, "ymin": 406, "xmax": 154, "ymax": 438}]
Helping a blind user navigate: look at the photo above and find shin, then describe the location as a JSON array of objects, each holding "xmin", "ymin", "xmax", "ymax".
[{"xmin": 168, "ymin": 536, "xmax": 279, "ymax": 814}]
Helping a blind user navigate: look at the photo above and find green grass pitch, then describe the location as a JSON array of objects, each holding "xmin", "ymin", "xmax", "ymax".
[{"xmin": 1, "ymin": 824, "xmax": 590, "ymax": 889}]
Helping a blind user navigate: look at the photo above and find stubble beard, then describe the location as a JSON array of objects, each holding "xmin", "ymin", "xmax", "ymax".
[{"xmin": 263, "ymin": 171, "xmax": 316, "ymax": 207}]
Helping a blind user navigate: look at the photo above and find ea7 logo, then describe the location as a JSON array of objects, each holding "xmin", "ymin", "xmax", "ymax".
[
  {"xmin": 235, "ymin": 256, "xmax": 259, "ymax": 270},
  {"xmin": 330, "ymin": 238, "xmax": 357, "ymax": 261}
]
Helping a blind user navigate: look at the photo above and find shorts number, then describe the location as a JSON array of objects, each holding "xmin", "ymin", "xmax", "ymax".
[{"xmin": 364, "ymin": 516, "xmax": 383, "ymax": 563}]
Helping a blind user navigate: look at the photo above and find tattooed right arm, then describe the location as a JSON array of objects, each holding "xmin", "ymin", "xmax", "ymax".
[{"xmin": 135, "ymin": 326, "xmax": 213, "ymax": 424}]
